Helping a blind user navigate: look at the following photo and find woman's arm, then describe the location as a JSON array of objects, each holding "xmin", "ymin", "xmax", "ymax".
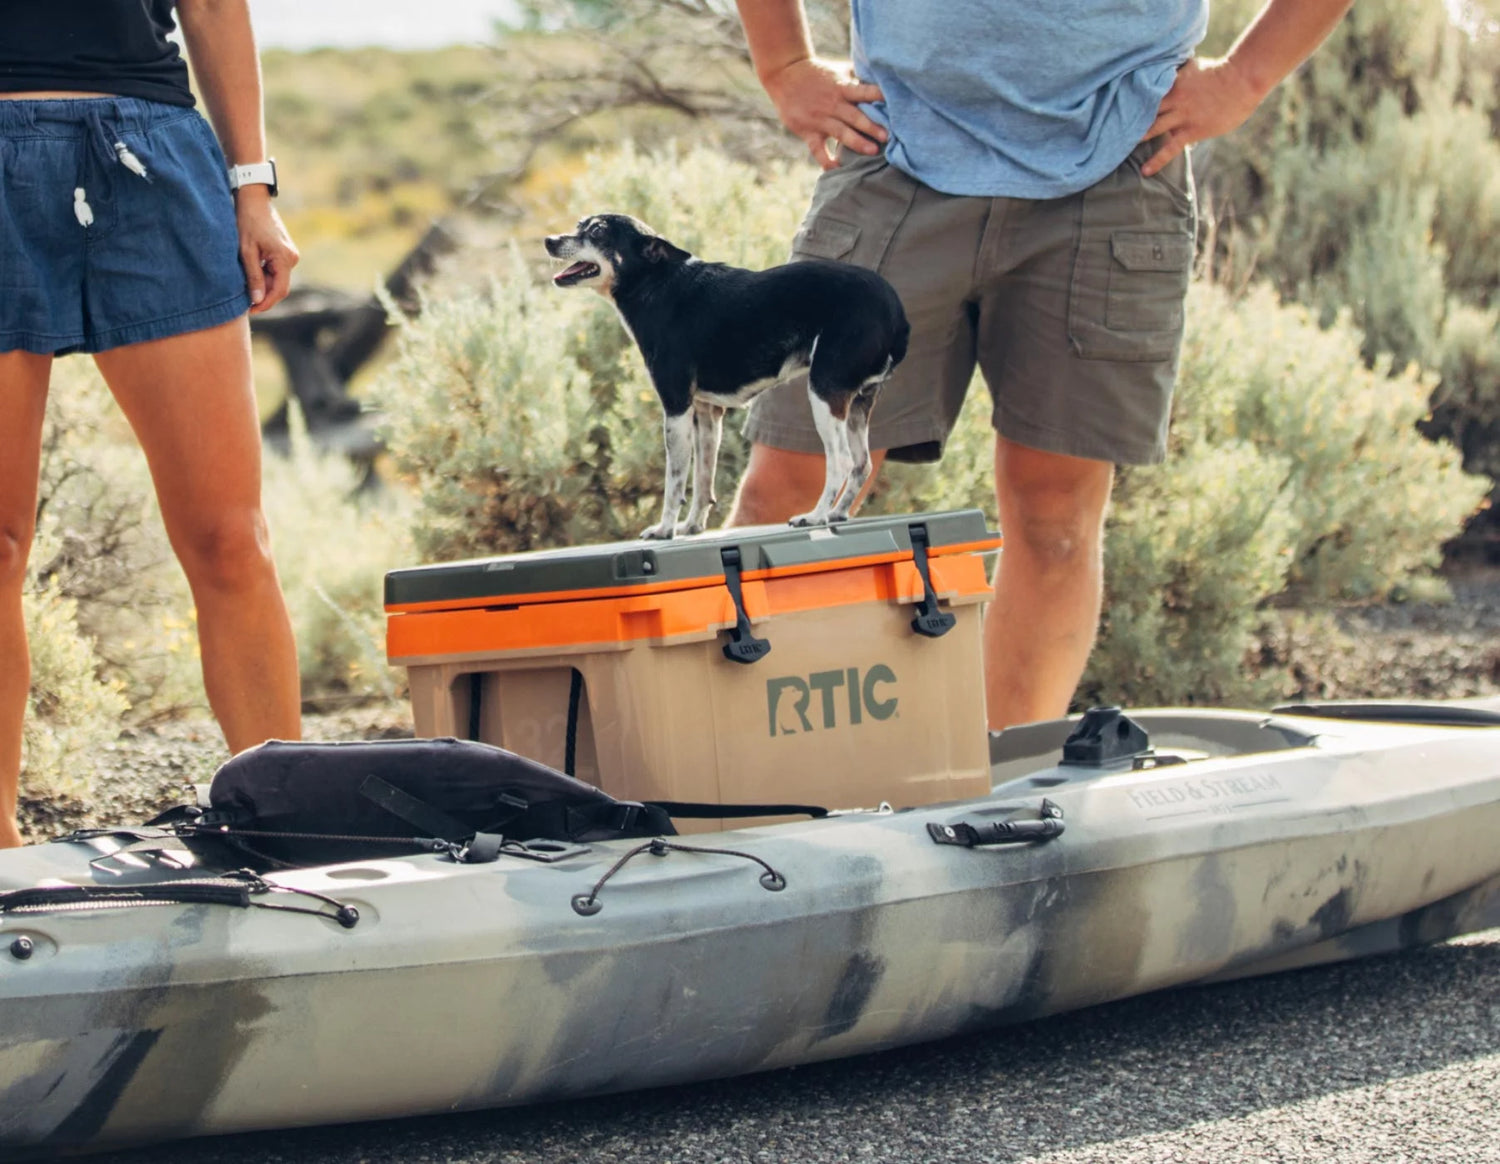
[{"xmin": 176, "ymin": 0, "xmax": 298, "ymax": 311}]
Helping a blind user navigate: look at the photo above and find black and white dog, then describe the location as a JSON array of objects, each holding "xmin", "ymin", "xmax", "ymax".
[{"xmin": 545, "ymin": 213, "xmax": 909, "ymax": 539}]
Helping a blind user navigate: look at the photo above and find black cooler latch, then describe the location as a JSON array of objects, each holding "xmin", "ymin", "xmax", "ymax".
[
  {"xmin": 908, "ymin": 523, "xmax": 957, "ymax": 638},
  {"xmin": 719, "ymin": 547, "xmax": 771, "ymax": 664}
]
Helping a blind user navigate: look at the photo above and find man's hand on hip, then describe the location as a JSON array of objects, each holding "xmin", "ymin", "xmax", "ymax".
[
  {"xmin": 761, "ymin": 57, "xmax": 887, "ymax": 171},
  {"xmin": 1140, "ymin": 57, "xmax": 1263, "ymax": 177}
]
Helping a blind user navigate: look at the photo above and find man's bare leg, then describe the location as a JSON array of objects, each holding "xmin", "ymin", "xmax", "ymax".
[
  {"xmin": 726, "ymin": 442, "xmax": 886, "ymax": 526},
  {"xmin": 0, "ymin": 351, "xmax": 53, "ymax": 847},
  {"xmin": 984, "ymin": 436, "xmax": 1114, "ymax": 731}
]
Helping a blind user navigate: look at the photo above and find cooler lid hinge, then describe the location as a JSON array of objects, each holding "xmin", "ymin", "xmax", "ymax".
[
  {"xmin": 908, "ymin": 523, "xmax": 957, "ymax": 638},
  {"xmin": 719, "ymin": 547, "xmax": 772, "ymax": 664}
]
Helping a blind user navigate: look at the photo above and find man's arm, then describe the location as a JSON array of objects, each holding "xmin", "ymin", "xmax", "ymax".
[
  {"xmin": 734, "ymin": 0, "xmax": 886, "ymax": 170},
  {"xmin": 176, "ymin": 0, "xmax": 298, "ymax": 311},
  {"xmin": 1141, "ymin": 0, "xmax": 1355, "ymax": 176}
]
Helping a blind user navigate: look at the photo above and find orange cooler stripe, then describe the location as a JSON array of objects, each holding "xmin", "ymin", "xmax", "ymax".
[
  {"xmin": 383, "ymin": 536, "xmax": 1002, "ymax": 617},
  {"xmin": 387, "ymin": 552, "xmax": 992, "ymax": 660}
]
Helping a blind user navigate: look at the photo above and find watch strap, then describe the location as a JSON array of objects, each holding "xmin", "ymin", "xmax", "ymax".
[{"xmin": 227, "ymin": 159, "xmax": 278, "ymax": 196}]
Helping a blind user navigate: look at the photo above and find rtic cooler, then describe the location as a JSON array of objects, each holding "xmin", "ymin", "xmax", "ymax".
[{"xmin": 384, "ymin": 510, "xmax": 999, "ymax": 822}]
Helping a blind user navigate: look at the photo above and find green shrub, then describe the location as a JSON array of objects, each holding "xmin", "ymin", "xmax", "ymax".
[
  {"xmin": 1429, "ymin": 301, "xmax": 1500, "ymax": 483},
  {"xmin": 1092, "ymin": 283, "xmax": 1483, "ymax": 705},
  {"xmin": 22, "ymin": 524, "xmax": 128, "ymax": 802},
  {"xmin": 1088, "ymin": 442, "xmax": 1296, "ymax": 707},
  {"xmin": 1200, "ymin": 0, "xmax": 1500, "ymax": 517},
  {"xmin": 1178, "ymin": 283, "xmax": 1478, "ymax": 600},
  {"xmin": 260, "ymin": 410, "xmax": 417, "ymax": 705}
]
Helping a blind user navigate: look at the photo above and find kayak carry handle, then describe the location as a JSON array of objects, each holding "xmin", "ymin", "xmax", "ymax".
[{"xmin": 928, "ymin": 799, "xmax": 1065, "ymax": 847}]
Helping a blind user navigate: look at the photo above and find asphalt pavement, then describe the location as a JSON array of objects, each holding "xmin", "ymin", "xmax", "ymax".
[{"xmin": 84, "ymin": 927, "xmax": 1500, "ymax": 1164}]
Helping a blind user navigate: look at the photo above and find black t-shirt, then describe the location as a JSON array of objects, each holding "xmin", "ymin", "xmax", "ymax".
[{"xmin": 0, "ymin": 1, "xmax": 194, "ymax": 107}]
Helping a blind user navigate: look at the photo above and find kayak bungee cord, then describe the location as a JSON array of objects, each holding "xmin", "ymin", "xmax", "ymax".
[{"xmin": 571, "ymin": 837, "xmax": 787, "ymax": 916}]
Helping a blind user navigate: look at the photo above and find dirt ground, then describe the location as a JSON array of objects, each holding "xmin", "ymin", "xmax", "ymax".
[{"xmin": 17, "ymin": 566, "xmax": 1500, "ymax": 842}]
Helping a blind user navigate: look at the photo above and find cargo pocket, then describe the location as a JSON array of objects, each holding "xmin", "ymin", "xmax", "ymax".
[
  {"xmin": 791, "ymin": 216, "xmax": 861, "ymax": 262},
  {"xmin": 1069, "ymin": 229, "xmax": 1193, "ymax": 363}
]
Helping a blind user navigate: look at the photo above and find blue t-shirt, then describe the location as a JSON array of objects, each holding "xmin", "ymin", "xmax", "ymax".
[{"xmin": 852, "ymin": 1, "xmax": 1208, "ymax": 199}]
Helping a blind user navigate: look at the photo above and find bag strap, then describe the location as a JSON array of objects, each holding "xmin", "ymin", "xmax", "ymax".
[
  {"xmin": 650, "ymin": 801, "xmax": 828, "ymax": 820},
  {"xmin": 358, "ymin": 774, "xmax": 488, "ymax": 841}
]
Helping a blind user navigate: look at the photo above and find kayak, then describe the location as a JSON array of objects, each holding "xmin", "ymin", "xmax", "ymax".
[{"xmin": 3, "ymin": 702, "xmax": 1499, "ymax": 1154}]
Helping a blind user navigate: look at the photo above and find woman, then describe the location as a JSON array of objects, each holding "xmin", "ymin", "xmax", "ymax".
[{"xmin": 0, "ymin": 0, "xmax": 302, "ymax": 847}]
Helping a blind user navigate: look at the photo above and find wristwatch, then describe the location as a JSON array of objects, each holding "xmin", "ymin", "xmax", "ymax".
[{"xmin": 227, "ymin": 159, "xmax": 278, "ymax": 197}]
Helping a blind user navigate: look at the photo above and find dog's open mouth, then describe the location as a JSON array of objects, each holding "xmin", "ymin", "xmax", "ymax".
[{"xmin": 553, "ymin": 261, "xmax": 600, "ymax": 287}]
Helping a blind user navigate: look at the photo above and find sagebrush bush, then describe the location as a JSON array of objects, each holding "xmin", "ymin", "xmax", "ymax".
[
  {"xmin": 261, "ymin": 410, "xmax": 417, "ymax": 704},
  {"xmin": 22, "ymin": 524, "xmax": 128, "ymax": 802},
  {"xmin": 1177, "ymin": 283, "xmax": 1480, "ymax": 599},
  {"xmin": 1088, "ymin": 442, "xmax": 1296, "ymax": 707},
  {"xmin": 1430, "ymin": 301, "xmax": 1500, "ymax": 483},
  {"xmin": 1200, "ymin": 0, "xmax": 1500, "ymax": 517}
]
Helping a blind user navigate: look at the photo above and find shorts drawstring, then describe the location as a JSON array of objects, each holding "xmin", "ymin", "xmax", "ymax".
[{"xmin": 74, "ymin": 104, "xmax": 151, "ymax": 229}]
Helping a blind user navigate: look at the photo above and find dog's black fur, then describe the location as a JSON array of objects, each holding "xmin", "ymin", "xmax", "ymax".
[{"xmin": 545, "ymin": 213, "xmax": 909, "ymax": 538}]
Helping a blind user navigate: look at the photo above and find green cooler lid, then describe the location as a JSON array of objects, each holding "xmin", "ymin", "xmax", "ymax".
[{"xmin": 384, "ymin": 509, "xmax": 995, "ymax": 609}]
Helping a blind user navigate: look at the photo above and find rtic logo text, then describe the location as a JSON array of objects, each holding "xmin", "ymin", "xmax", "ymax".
[{"xmin": 766, "ymin": 665, "xmax": 898, "ymax": 736}]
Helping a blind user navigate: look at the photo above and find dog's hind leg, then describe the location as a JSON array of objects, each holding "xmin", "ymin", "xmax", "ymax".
[
  {"xmin": 827, "ymin": 384, "xmax": 878, "ymax": 524},
  {"xmin": 681, "ymin": 400, "xmax": 725, "ymax": 535},
  {"xmin": 790, "ymin": 388, "xmax": 855, "ymax": 527},
  {"xmin": 642, "ymin": 409, "xmax": 695, "ymax": 540}
]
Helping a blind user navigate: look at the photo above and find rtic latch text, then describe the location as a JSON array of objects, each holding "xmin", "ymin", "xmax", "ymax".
[{"xmin": 766, "ymin": 665, "xmax": 897, "ymax": 736}]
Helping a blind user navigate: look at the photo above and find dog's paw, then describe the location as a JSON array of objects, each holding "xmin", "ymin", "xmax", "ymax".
[
  {"xmin": 788, "ymin": 511, "xmax": 829, "ymax": 528},
  {"xmin": 676, "ymin": 518, "xmax": 707, "ymax": 536},
  {"xmin": 639, "ymin": 523, "xmax": 676, "ymax": 541}
]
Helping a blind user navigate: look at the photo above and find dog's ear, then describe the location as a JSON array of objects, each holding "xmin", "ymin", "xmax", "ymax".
[{"xmin": 643, "ymin": 236, "xmax": 688, "ymax": 264}]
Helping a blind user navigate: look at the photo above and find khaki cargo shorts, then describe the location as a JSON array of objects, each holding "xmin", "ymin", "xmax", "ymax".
[{"xmin": 744, "ymin": 140, "xmax": 1197, "ymax": 466}]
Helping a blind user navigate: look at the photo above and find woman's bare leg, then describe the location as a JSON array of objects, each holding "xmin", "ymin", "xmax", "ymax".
[
  {"xmin": 0, "ymin": 351, "xmax": 53, "ymax": 847},
  {"xmin": 93, "ymin": 318, "xmax": 300, "ymax": 754}
]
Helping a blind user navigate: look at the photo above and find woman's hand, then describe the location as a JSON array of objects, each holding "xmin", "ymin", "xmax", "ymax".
[{"xmin": 233, "ymin": 187, "xmax": 298, "ymax": 312}]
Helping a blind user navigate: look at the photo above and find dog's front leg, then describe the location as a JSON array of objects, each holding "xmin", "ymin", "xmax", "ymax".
[
  {"xmin": 790, "ymin": 390, "xmax": 855, "ymax": 527},
  {"xmin": 681, "ymin": 400, "xmax": 725, "ymax": 535},
  {"xmin": 641, "ymin": 409, "xmax": 695, "ymax": 540}
]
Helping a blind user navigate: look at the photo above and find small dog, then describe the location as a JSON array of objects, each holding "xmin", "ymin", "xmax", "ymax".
[{"xmin": 545, "ymin": 213, "xmax": 909, "ymax": 539}]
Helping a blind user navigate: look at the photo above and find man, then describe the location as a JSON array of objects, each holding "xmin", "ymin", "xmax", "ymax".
[{"xmin": 729, "ymin": 0, "xmax": 1353, "ymax": 731}]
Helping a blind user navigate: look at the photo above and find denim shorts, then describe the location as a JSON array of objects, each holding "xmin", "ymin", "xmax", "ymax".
[
  {"xmin": 744, "ymin": 140, "xmax": 1197, "ymax": 466},
  {"xmin": 0, "ymin": 96, "xmax": 250, "ymax": 356}
]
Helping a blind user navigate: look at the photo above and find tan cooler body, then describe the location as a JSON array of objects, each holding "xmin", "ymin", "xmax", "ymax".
[{"xmin": 384, "ymin": 511, "xmax": 999, "ymax": 822}]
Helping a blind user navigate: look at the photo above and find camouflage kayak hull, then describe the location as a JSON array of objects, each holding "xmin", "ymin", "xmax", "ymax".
[{"xmin": 3, "ymin": 707, "xmax": 1500, "ymax": 1154}]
